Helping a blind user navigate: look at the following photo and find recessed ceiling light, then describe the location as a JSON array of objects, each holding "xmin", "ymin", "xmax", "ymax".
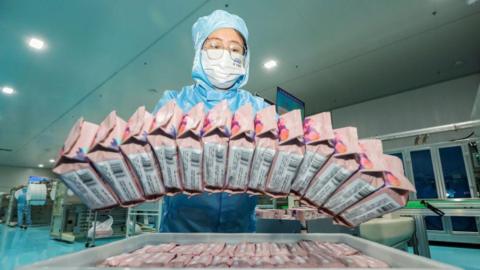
[
  {"xmin": 38, "ymin": 164, "xmax": 44, "ymax": 168},
  {"xmin": 264, "ymin": 60, "xmax": 277, "ymax": 69},
  {"xmin": 49, "ymin": 159, "xmax": 55, "ymax": 163},
  {"xmin": 2, "ymin": 86, "xmax": 15, "ymax": 95},
  {"xmin": 28, "ymin": 37, "xmax": 45, "ymax": 50}
]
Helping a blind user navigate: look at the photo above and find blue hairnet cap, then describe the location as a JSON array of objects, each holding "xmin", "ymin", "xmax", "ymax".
[
  {"xmin": 192, "ymin": 9, "xmax": 249, "ymax": 50},
  {"xmin": 191, "ymin": 9, "xmax": 250, "ymax": 90}
]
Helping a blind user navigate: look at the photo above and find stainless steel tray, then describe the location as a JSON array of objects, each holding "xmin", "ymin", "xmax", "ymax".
[{"xmin": 20, "ymin": 233, "xmax": 458, "ymax": 270}]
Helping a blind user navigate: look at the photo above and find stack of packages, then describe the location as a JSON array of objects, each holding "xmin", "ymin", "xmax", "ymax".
[
  {"xmin": 53, "ymin": 102, "xmax": 415, "ymax": 227},
  {"xmin": 99, "ymin": 240, "xmax": 389, "ymax": 268}
]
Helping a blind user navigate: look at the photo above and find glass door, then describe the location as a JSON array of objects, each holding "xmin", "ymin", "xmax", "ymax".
[
  {"xmin": 438, "ymin": 145, "xmax": 478, "ymax": 233},
  {"xmin": 409, "ymin": 149, "xmax": 444, "ymax": 231}
]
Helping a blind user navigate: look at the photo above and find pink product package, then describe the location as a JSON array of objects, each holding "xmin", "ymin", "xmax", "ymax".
[
  {"xmin": 201, "ymin": 100, "xmax": 231, "ymax": 192},
  {"xmin": 235, "ymin": 242, "xmax": 256, "ymax": 257},
  {"xmin": 53, "ymin": 118, "xmax": 118, "ymax": 210},
  {"xmin": 120, "ymin": 106, "xmax": 165, "ymax": 200},
  {"xmin": 291, "ymin": 112, "xmax": 335, "ymax": 197},
  {"xmin": 231, "ymin": 257, "xmax": 254, "ymax": 268},
  {"xmin": 217, "ymin": 244, "xmax": 236, "ymax": 257},
  {"xmin": 177, "ymin": 103, "xmax": 205, "ymax": 194},
  {"xmin": 118, "ymin": 253, "xmax": 152, "ymax": 268},
  {"xmin": 187, "ymin": 255, "xmax": 213, "ymax": 267},
  {"xmin": 270, "ymin": 254, "xmax": 291, "ymax": 267},
  {"xmin": 286, "ymin": 242, "xmax": 308, "ymax": 256},
  {"xmin": 336, "ymin": 154, "xmax": 416, "ymax": 227},
  {"xmin": 209, "ymin": 256, "xmax": 232, "ymax": 268},
  {"xmin": 170, "ymin": 243, "xmax": 208, "ymax": 255},
  {"xmin": 142, "ymin": 252, "xmax": 176, "ymax": 267},
  {"xmin": 286, "ymin": 255, "xmax": 314, "ymax": 268},
  {"xmin": 254, "ymin": 242, "xmax": 271, "ymax": 257},
  {"xmin": 251, "ymin": 256, "xmax": 275, "ymax": 268},
  {"xmin": 318, "ymin": 242, "xmax": 359, "ymax": 257},
  {"xmin": 145, "ymin": 243, "xmax": 177, "ymax": 253},
  {"xmin": 309, "ymin": 253, "xmax": 346, "ymax": 267},
  {"xmin": 88, "ymin": 111, "xmax": 145, "ymax": 206},
  {"xmin": 202, "ymin": 242, "xmax": 226, "ymax": 255},
  {"xmin": 166, "ymin": 255, "xmax": 192, "ymax": 268},
  {"xmin": 148, "ymin": 101, "xmax": 184, "ymax": 195},
  {"xmin": 302, "ymin": 127, "xmax": 361, "ymax": 208},
  {"xmin": 269, "ymin": 243, "xmax": 290, "ymax": 255},
  {"xmin": 340, "ymin": 255, "xmax": 390, "ymax": 268},
  {"xmin": 247, "ymin": 105, "xmax": 278, "ymax": 194},
  {"xmin": 209, "ymin": 256, "xmax": 233, "ymax": 268},
  {"xmin": 225, "ymin": 104, "xmax": 255, "ymax": 193},
  {"xmin": 322, "ymin": 139, "xmax": 387, "ymax": 215},
  {"xmin": 100, "ymin": 253, "xmax": 132, "ymax": 267},
  {"xmin": 265, "ymin": 109, "xmax": 305, "ymax": 197}
]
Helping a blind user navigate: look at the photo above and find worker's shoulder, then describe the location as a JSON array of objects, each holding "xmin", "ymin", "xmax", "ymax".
[{"xmin": 237, "ymin": 88, "xmax": 269, "ymax": 110}]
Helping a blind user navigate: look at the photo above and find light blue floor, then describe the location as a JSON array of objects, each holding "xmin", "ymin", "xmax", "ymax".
[
  {"xmin": 0, "ymin": 224, "xmax": 119, "ymax": 270},
  {"xmin": 420, "ymin": 245, "xmax": 480, "ymax": 270},
  {"xmin": 1, "ymin": 224, "xmax": 479, "ymax": 270}
]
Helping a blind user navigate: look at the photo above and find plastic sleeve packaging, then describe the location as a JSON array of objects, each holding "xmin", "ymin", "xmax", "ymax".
[
  {"xmin": 148, "ymin": 101, "xmax": 184, "ymax": 195},
  {"xmin": 177, "ymin": 103, "xmax": 205, "ymax": 194},
  {"xmin": 265, "ymin": 109, "xmax": 305, "ymax": 197},
  {"xmin": 225, "ymin": 104, "xmax": 255, "ymax": 193}
]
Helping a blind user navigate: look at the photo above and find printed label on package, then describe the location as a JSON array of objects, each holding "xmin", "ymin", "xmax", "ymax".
[
  {"xmin": 128, "ymin": 152, "xmax": 163, "ymax": 196},
  {"xmin": 203, "ymin": 143, "xmax": 227, "ymax": 188},
  {"xmin": 267, "ymin": 151, "xmax": 303, "ymax": 194},
  {"xmin": 291, "ymin": 150, "xmax": 327, "ymax": 194},
  {"xmin": 226, "ymin": 146, "xmax": 254, "ymax": 189},
  {"xmin": 179, "ymin": 147, "xmax": 203, "ymax": 191},
  {"xmin": 342, "ymin": 193, "xmax": 401, "ymax": 226},
  {"xmin": 61, "ymin": 168, "xmax": 117, "ymax": 209},
  {"xmin": 304, "ymin": 163, "xmax": 352, "ymax": 205},
  {"xmin": 154, "ymin": 146, "xmax": 182, "ymax": 189},
  {"xmin": 94, "ymin": 159, "xmax": 142, "ymax": 202},
  {"xmin": 248, "ymin": 147, "xmax": 276, "ymax": 190},
  {"xmin": 324, "ymin": 178, "xmax": 377, "ymax": 214}
]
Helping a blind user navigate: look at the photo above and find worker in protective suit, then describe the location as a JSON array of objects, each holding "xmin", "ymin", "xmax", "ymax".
[
  {"xmin": 14, "ymin": 186, "xmax": 31, "ymax": 229},
  {"xmin": 154, "ymin": 10, "xmax": 268, "ymax": 232}
]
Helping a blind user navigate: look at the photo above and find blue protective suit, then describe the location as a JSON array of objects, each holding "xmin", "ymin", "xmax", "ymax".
[
  {"xmin": 153, "ymin": 10, "xmax": 268, "ymax": 232},
  {"xmin": 16, "ymin": 188, "xmax": 31, "ymax": 226}
]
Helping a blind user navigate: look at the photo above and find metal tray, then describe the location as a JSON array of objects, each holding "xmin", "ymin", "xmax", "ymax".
[{"xmin": 20, "ymin": 233, "xmax": 458, "ymax": 270}]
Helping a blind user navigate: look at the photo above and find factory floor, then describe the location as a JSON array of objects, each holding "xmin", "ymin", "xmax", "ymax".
[{"xmin": 0, "ymin": 224, "xmax": 478, "ymax": 270}]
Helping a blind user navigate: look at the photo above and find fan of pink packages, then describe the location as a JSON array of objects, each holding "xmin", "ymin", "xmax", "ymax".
[{"xmin": 55, "ymin": 102, "xmax": 416, "ymax": 228}]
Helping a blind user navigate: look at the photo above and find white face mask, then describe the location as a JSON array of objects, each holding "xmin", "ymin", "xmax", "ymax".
[{"xmin": 201, "ymin": 49, "xmax": 246, "ymax": 89}]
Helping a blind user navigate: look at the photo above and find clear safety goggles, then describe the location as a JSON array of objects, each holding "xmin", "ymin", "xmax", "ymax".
[{"xmin": 202, "ymin": 38, "xmax": 247, "ymax": 61}]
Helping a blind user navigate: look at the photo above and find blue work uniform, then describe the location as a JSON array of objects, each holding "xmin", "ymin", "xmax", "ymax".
[
  {"xmin": 16, "ymin": 188, "xmax": 32, "ymax": 226},
  {"xmin": 153, "ymin": 10, "xmax": 268, "ymax": 232}
]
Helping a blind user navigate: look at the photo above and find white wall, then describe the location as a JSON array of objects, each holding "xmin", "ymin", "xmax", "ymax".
[
  {"xmin": 0, "ymin": 165, "xmax": 55, "ymax": 193},
  {"xmin": 331, "ymin": 73, "xmax": 480, "ymax": 138}
]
